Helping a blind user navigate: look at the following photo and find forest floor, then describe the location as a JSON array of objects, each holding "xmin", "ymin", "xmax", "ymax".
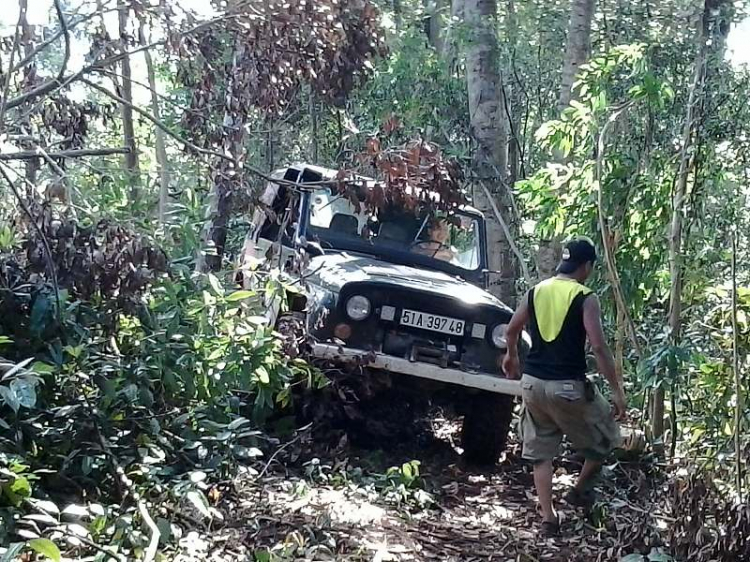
[{"xmin": 168, "ymin": 403, "xmax": 671, "ymax": 562}]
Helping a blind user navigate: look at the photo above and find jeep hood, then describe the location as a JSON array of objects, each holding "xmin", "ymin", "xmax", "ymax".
[{"xmin": 307, "ymin": 253, "xmax": 512, "ymax": 312}]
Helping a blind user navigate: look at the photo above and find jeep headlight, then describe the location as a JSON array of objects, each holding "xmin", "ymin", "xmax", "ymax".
[
  {"xmin": 491, "ymin": 324, "xmax": 508, "ymax": 349},
  {"xmin": 345, "ymin": 295, "xmax": 371, "ymax": 321}
]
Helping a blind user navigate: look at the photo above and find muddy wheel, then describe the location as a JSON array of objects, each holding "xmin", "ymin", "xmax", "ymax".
[{"xmin": 461, "ymin": 392, "xmax": 515, "ymax": 465}]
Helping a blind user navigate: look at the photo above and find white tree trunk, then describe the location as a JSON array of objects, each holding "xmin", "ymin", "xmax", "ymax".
[
  {"xmin": 138, "ymin": 20, "xmax": 170, "ymax": 226},
  {"xmin": 558, "ymin": 0, "xmax": 595, "ymax": 112},
  {"xmin": 464, "ymin": 0, "xmax": 515, "ymax": 304}
]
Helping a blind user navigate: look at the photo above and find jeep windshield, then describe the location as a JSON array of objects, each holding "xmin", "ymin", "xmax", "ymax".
[{"xmin": 303, "ymin": 187, "xmax": 482, "ymax": 272}]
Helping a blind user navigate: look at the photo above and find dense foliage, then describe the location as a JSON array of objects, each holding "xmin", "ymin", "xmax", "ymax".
[{"xmin": 1, "ymin": 0, "xmax": 750, "ymax": 560}]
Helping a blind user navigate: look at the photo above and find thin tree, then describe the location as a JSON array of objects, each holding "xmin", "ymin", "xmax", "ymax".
[
  {"xmin": 118, "ymin": 0, "xmax": 140, "ymax": 200},
  {"xmin": 658, "ymin": 0, "xmax": 728, "ymax": 444},
  {"xmin": 538, "ymin": 0, "xmax": 596, "ymax": 280},
  {"xmin": 558, "ymin": 0, "xmax": 596, "ymax": 112},
  {"xmin": 137, "ymin": 17, "xmax": 169, "ymax": 226}
]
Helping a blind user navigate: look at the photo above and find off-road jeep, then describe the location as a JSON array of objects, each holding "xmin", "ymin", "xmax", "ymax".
[{"xmin": 243, "ymin": 163, "xmax": 529, "ymax": 463}]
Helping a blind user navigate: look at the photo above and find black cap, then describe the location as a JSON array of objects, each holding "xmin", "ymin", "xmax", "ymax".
[{"xmin": 557, "ymin": 236, "xmax": 597, "ymax": 274}]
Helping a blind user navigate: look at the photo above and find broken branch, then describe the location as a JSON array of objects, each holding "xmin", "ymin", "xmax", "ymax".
[{"xmin": 0, "ymin": 147, "xmax": 131, "ymax": 160}]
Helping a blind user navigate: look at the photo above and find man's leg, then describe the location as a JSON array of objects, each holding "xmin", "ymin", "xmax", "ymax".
[
  {"xmin": 533, "ymin": 459, "xmax": 557, "ymax": 523},
  {"xmin": 575, "ymin": 458, "xmax": 601, "ymax": 492}
]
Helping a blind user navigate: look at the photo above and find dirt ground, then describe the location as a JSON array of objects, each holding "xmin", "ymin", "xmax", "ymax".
[{"xmin": 172, "ymin": 405, "xmax": 670, "ymax": 562}]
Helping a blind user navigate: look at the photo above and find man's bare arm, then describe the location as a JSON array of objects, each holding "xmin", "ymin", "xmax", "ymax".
[
  {"xmin": 582, "ymin": 294, "xmax": 626, "ymax": 418},
  {"xmin": 505, "ymin": 292, "xmax": 529, "ymax": 355},
  {"xmin": 502, "ymin": 292, "xmax": 530, "ymax": 379}
]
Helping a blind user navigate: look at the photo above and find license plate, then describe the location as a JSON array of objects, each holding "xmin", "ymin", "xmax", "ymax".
[{"xmin": 400, "ymin": 309, "xmax": 465, "ymax": 336}]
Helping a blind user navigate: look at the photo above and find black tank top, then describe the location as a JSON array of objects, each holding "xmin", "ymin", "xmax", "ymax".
[{"xmin": 525, "ymin": 277, "xmax": 592, "ymax": 381}]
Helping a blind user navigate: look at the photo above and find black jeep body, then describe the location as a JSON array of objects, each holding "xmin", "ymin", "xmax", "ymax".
[{"xmin": 244, "ymin": 163, "xmax": 528, "ymax": 463}]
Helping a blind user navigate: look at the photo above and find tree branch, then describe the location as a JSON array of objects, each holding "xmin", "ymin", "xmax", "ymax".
[
  {"xmin": 0, "ymin": 147, "xmax": 131, "ymax": 160},
  {"xmin": 11, "ymin": 7, "xmax": 119, "ymax": 75},
  {"xmin": 78, "ymin": 78, "xmax": 349, "ymax": 192},
  {"xmin": 3, "ymin": 0, "xmax": 71, "ymax": 114},
  {"xmin": 478, "ymin": 181, "xmax": 532, "ymax": 285},
  {"xmin": 595, "ymin": 101, "xmax": 642, "ymax": 357},
  {"xmin": 0, "ymin": 3, "xmax": 24, "ymax": 131},
  {"xmin": 4, "ymin": 13, "xmax": 240, "ymax": 112}
]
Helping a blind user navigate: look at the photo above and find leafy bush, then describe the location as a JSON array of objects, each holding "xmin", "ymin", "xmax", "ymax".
[{"xmin": 0, "ymin": 213, "xmax": 324, "ymax": 558}]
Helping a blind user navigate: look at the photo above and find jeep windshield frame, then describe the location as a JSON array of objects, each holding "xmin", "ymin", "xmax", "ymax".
[{"xmin": 297, "ymin": 189, "xmax": 489, "ymax": 285}]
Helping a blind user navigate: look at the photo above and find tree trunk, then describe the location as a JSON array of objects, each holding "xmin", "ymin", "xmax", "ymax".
[
  {"xmin": 731, "ymin": 230, "xmax": 743, "ymax": 501},
  {"xmin": 506, "ymin": 0, "xmax": 521, "ymax": 186},
  {"xmin": 463, "ymin": 0, "xmax": 515, "ymax": 304},
  {"xmin": 536, "ymin": 0, "xmax": 596, "ymax": 280},
  {"xmin": 310, "ymin": 90, "xmax": 319, "ymax": 162},
  {"xmin": 424, "ymin": 0, "xmax": 446, "ymax": 53},
  {"xmin": 446, "ymin": 0, "xmax": 465, "ymax": 72},
  {"xmin": 18, "ymin": 0, "xmax": 39, "ymax": 190},
  {"xmin": 558, "ymin": 0, "xmax": 595, "ymax": 112},
  {"xmin": 118, "ymin": 0, "xmax": 140, "ymax": 200},
  {"xmin": 197, "ymin": 39, "xmax": 249, "ymax": 272},
  {"xmin": 657, "ymin": 0, "xmax": 716, "ymax": 443},
  {"xmin": 138, "ymin": 19, "xmax": 169, "ymax": 225},
  {"xmin": 393, "ymin": 0, "xmax": 403, "ymax": 29}
]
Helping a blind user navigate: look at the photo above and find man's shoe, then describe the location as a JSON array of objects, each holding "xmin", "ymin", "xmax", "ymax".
[
  {"xmin": 540, "ymin": 517, "xmax": 560, "ymax": 537},
  {"xmin": 563, "ymin": 487, "xmax": 596, "ymax": 508}
]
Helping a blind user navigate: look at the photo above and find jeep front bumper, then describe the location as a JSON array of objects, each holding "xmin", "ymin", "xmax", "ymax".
[{"xmin": 311, "ymin": 343, "xmax": 522, "ymax": 396}]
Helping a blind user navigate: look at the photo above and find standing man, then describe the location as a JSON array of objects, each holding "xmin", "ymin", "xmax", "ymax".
[{"xmin": 503, "ymin": 236, "xmax": 626, "ymax": 536}]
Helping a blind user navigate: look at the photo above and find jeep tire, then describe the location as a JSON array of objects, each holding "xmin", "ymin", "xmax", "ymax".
[{"xmin": 461, "ymin": 392, "xmax": 515, "ymax": 465}]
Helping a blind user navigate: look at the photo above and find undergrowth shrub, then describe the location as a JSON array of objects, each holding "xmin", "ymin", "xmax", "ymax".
[{"xmin": 0, "ymin": 215, "xmax": 323, "ymax": 555}]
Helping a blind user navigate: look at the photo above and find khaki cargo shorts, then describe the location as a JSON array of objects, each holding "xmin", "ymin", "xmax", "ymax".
[{"xmin": 518, "ymin": 374, "xmax": 622, "ymax": 462}]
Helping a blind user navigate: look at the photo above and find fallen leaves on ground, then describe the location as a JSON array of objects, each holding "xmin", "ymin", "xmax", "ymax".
[{"xmin": 170, "ymin": 416, "xmax": 676, "ymax": 562}]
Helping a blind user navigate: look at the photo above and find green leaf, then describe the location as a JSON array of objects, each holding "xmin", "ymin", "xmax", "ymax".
[
  {"xmin": 90, "ymin": 515, "xmax": 108, "ymax": 536},
  {"xmin": 29, "ymin": 500, "xmax": 60, "ymax": 516},
  {"xmin": 186, "ymin": 490, "xmax": 211, "ymax": 519},
  {"xmin": 1, "ymin": 358, "xmax": 34, "ymax": 382},
  {"xmin": 648, "ymin": 548, "xmax": 672, "ymax": 562},
  {"xmin": 6, "ymin": 475, "xmax": 32, "ymax": 505},
  {"xmin": 254, "ymin": 549, "xmax": 271, "ymax": 562},
  {"xmin": 0, "ymin": 543, "xmax": 25, "ymax": 562},
  {"xmin": 620, "ymin": 555, "xmax": 645, "ymax": 562},
  {"xmin": 31, "ymin": 362, "xmax": 55, "ymax": 375},
  {"xmin": 10, "ymin": 377, "xmax": 37, "ymax": 409},
  {"xmin": 28, "ymin": 538, "xmax": 61, "ymax": 562},
  {"xmin": 0, "ymin": 385, "xmax": 20, "ymax": 413},
  {"xmin": 226, "ymin": 290, "xmax": 256, "ymax": 302},
  {"xmin": 228, "ymin": 417, "xmax": 250, "ymax": 430},
  {"xmin": 256, "ymin": 366, "xmax": 270, "ymax": 384},
  {"xmin": 29, "ymin": 294, "xmax": 51, "ymax": 336},
  {"xmin": 207, "ymin": 273, "xmax": 223, "ymax": 296}
]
